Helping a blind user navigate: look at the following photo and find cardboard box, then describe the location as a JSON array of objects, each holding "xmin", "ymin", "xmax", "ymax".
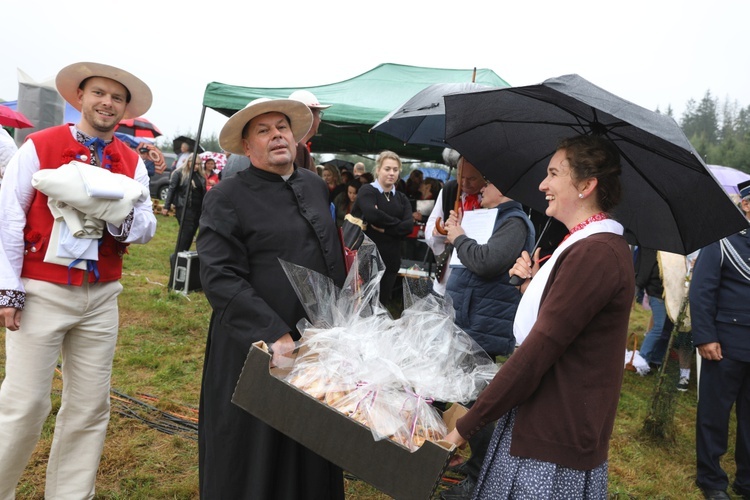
[
  {"xmin": 171, "ymin": 250, "xmax": 201, "ymax": 294},
  {"xmin": 232, "ymin": 342, "xmax": 464, "ymax": 499}
]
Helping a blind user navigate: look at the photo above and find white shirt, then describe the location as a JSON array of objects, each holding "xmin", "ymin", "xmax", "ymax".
[
  {"xmin": 425, "ymin": 189, "xmax": 449, "ymax": 295},
  {"xmin": 0, "ymin": 126, "xmax": 157, "ymax": 295},
  {"xmin": 0, "ymin": 128, "xmax": 18, "ymax": 182},
  {"xmin": 424, "ymin": 188, "xmax": 482, "ymax": 296}
]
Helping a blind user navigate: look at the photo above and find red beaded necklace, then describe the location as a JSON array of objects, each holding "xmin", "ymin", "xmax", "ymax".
[{"xmin": 568, "ymin": 212, "xmax": 609, "ymax": 236}]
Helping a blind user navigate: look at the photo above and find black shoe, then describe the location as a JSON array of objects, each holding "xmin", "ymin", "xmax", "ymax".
[
  {"xmin": 676, "ymin": 376, "xmax": 689, "ymax": 392},
  {"xmin": 446, "ymin": 460, "xmax": 468, "ymax": 476},
  {"xmin": 647, "ymin": 362, "xmax": 661, "ymax": 375},
  {"xmin": 440, "ymin": 477, "xmax": 476, "ymax": 500},
  {"xmin": 696, "ymin": 483, "xmax": 730, "ymax": 499},
  {"xmin": 732, "ymin": 483, "xmax": 750, "ymax": 500}
]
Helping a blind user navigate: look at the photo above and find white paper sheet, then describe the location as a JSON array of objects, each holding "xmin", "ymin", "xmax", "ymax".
[{"xmin": 449, "ymin": 208, "xmax": 498, "ymax": 267}]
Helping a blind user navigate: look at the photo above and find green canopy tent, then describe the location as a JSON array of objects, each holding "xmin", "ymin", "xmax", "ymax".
[{"xmin": 199, "ymin": 63, "xmax": 510, "ymax": 163}]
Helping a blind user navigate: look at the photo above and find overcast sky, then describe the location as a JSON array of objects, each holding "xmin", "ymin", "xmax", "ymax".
[{"xmin": 3, "ymin": 0, "xmax": 749, "ymax": 146}]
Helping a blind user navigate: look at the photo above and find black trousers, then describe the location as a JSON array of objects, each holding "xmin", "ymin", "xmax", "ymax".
[
  {"xmin": 175, "ymin": 204, "xmax": 201, "ymax": 253},
  {"xmin": 696, "ymin": 356, "xmax": 750, "ymax": 492}
]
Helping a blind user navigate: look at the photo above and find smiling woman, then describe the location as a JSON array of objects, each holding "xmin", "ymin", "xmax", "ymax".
[{"xmin": 443, "ymin": 135, "xmax": 635, "ymax": 499}]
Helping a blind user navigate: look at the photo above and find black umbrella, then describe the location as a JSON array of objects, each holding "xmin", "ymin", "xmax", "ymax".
[
  {"xmin": 172, "ymin": 135, "xmax": 204, "ymax": 155},
  {"xmin": 371, "ymin": 82, "xmax": 496, "ymax": 148},
  {"xmin": 444, "ymin": 74, "xmax": 749, "ymax": 255}
]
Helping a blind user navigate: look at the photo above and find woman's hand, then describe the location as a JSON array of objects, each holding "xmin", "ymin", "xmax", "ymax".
[
  {"xmin": 443, "ymin": 428, "xmax": 467, "ymax": 449},
  {"xmin": 509, "ymin": 248, "xmax": 541, "ymax": 292},
  {"xmin": 413, "ymin": 211, "xmax": 423, "ymax": 222},
  {"xmin": 161, "ymin": 208, "xmax": 169, "ymax": 216}
]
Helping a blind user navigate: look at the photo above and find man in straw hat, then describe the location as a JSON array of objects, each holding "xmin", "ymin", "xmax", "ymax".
[
  {"xmin": 196, "ymin": 97, "xmax": 346, "ymax": 498},
  {"xmin": 690, "ymin": 179, "xmax": 750, "ymax": 500},
  {"xmin": 0, "ymin": 62, "xmax": 157, "ymax": 497}
]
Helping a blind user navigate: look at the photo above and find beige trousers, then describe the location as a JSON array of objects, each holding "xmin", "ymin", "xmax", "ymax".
[{"xmin": 0, "ymin": 278, "xmax": 122, "ymax": 500}]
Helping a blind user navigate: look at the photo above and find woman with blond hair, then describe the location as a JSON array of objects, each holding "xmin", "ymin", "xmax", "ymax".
[
  {"xmin": 162, "ymin": 154, "xmax": 208, "ymax": 253},
  {"xmin": 352, "ymin": 150, "xmax": 413, "ymax": 305}
]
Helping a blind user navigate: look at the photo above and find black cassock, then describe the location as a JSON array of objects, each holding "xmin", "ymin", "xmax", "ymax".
[{"xmin": 196, "ymin": 165, "xmax": 346, "ymax": 499}]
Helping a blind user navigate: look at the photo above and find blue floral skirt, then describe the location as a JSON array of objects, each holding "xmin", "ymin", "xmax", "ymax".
[{"xmin": 472, "ymin": 408, "xmax": 609, "ymax": 499}]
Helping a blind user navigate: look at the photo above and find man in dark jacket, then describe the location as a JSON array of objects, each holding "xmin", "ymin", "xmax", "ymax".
[
  {"xmin": 196, "ymin": 97, "xmax": 346, "ymax": 499},
  {"xmin": 440, "ymin": 181, "xmax": 535, "ymax": 500},
  {"xmin": 425, "ymin": 151, "xmax": 486, "ymax": 296},
  {"xmin": 689, "ymin": 180, "xmax": 750, "ymax": 500}
]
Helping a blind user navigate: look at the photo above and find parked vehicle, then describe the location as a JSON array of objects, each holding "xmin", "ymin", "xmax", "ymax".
[{"xmin": 149, "ymin": 153, "xmax": 177, "ymax": 200}]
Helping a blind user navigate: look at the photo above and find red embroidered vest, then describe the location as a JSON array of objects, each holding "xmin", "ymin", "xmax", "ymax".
[{"xmin": 22, "ymin": 125, "xmax": 139, "ymax": 286}]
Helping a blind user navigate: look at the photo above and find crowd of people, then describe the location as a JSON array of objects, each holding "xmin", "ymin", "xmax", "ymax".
[{"xmin": 0, "ymin": 60, "xmax": 748, "ymax": 500}]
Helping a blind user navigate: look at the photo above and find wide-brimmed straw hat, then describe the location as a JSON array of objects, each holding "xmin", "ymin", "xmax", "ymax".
[
  {"xmin": 55, "ymin": 62, "xmax": 152, "ymax": 119},
  {"xmin": 219, "ymin": 98, "xmax": 312, "ymax": 156}
]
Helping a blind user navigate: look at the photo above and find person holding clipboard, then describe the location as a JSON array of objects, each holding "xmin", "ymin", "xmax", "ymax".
[{"xmin": 439, "ymin": 180, "xmax": 535, "ymax": 499}]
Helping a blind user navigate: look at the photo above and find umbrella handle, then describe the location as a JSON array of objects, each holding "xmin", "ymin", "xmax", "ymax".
[
  {"xmin": 434, "ymin": 217, "xmax": 448, "ymax": 235},
  {"xmin": 508, "ymin": 217, "xmax": 553, "ymax": 286}
]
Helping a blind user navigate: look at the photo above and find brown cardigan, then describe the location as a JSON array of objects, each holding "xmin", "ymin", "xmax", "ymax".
[{"xmin": 456, "ymin": 232, "xmax": 635, "ymax": 470}]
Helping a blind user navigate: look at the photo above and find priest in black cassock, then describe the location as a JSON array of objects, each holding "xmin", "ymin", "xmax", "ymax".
[{"xmin": 196, "ymin": 97, "xmax": 347, "ymax": 499}]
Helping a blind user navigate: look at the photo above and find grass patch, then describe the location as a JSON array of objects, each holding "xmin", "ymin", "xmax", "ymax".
[{"xmin": 0, "ymin": 214, "xmax": 739, "ymax": 498}]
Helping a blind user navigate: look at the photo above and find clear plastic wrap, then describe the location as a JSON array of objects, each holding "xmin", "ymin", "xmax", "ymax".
[{"xmin": 280, "ymin": 236, "xmax": 498, "ymax": 451}]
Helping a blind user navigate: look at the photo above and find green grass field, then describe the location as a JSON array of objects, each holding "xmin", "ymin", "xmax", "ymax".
[{"xmin": 0, "ymin": 214, "xmax": 739, "ymax": 499}]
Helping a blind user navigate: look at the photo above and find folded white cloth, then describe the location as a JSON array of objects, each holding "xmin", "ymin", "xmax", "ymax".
[
  {"xmin": 76, "ymin": 163, "xmax": 126, "ymax": 199},
  {"xmin": 32, "ymin": 161, "xmax": 148, "ymax": 226},
  {"xmin": 47, "ymin": 199, "xmax": 104, "ymax": 239},
  {"xmin": 43, "ymin": 218, "xmax": 96, "ymax": 270},
  {"xmin": 57, "ymin": 220, "xmax": 98, "ymax": 260}
]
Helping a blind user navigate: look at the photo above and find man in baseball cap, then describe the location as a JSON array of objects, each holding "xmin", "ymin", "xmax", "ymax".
[
  {"xmin": 0, "ymin": 62, "xmax": 156, "ymax": 498},
  {"xmin": 289, "ymin": 89, "xmax": 331, "ymax": 172},
  {"xmin": 197, "ymin": 97, "xmax": 346, "ymax": 498}
]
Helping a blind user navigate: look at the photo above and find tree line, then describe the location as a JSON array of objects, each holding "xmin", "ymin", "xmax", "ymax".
[{"xmin": 662, "ymin": 91, "xmax": 750, "ymax": 171}]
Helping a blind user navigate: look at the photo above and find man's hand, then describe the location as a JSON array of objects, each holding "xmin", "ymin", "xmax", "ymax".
[
  {"xmin": 445, "ymin": 210, "xmax": 465, "ymax": 244},
  {"xmin": 697, "ymin": 342, "xmax": 723, "ymax": 361},
  {"xmin": 270, "ymin": 333, "xmax": 297, "ymax": 368},
  {"xmin": 0, "ymin": 307, "xmax": 22, "ymax": 331}
]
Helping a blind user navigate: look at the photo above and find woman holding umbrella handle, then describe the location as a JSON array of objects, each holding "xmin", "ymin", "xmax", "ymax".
[{"xmin": 444, "ymin": 135, "xmax": 635, "ymax": 499}]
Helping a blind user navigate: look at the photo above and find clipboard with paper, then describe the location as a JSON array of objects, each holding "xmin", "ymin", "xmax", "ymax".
[{"xmin": 448, "ymin": 208, "xmax": 498, "ymax": 267}]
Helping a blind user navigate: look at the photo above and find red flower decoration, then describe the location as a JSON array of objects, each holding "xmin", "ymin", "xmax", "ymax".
[{"xmin": 61, "ymin": 148, "xmax": 85, "ymax": 164}]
